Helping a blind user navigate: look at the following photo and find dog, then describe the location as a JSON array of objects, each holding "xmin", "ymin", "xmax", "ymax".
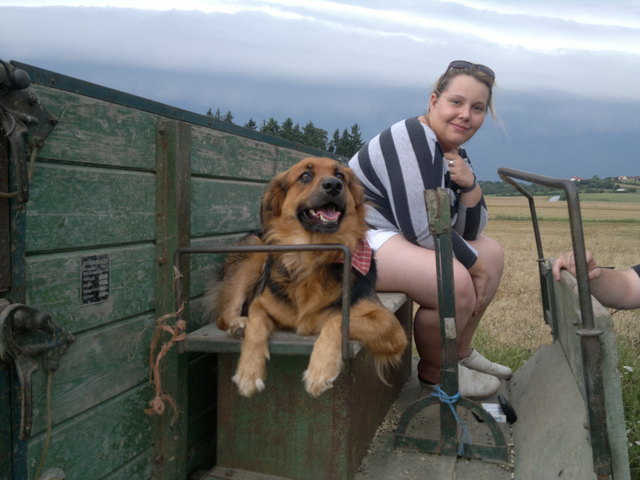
[{"xmin": 204, "ymin": 157, "xmax": 408, "ymax": 397}]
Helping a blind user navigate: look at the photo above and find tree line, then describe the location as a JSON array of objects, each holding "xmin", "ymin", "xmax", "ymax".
[{"xmin": 206, "ymin": 108, "xmax": 365, "ymax": 158}]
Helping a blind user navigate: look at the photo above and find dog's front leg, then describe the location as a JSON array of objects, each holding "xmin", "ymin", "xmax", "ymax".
[
  {"xmin": 303, "ymin": 317, "xmax": 343, "ymax": 397},
  {"xmin": 232, "ymin": 298, "xmax": 274, "ymax": 397}
]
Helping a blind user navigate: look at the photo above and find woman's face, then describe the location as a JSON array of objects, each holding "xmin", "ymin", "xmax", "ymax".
[{"xmin": 427, "ymin": 74, "xmax": 490, "ymax": 152}]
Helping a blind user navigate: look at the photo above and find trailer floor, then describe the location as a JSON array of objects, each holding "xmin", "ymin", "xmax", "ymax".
[{"xmin": 354, "ymin": 358, "xmax": 514, "ymax": 480}]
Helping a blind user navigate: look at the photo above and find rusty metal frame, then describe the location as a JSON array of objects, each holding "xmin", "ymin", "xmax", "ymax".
[
  {"xmin": 173, "ymin": 243, "xmax": 354, "ymax": 360},
  {"xmin": 497, "ymin": 167, "xmax": 612, "ymax": 479},
  {"xmin": 394, "ymin": 189, "xmax": 509, "ymax": 464}
]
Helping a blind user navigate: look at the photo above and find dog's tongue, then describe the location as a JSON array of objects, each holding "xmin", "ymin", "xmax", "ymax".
[{"xmin": 313, "ymin": 207, "xmax": 341, "ymax": 222}]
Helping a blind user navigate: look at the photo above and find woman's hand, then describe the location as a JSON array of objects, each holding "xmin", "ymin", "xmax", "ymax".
[
  {"xmin": 444, "ymin": 149, "xmax": 475, "ymax": 190},
  {"xmin": 467, "ymin": 255, "xmax": 489, "ymax": 315},
  {"xmin": 552, "ymin": 250, "xmax": 601, "ymax": 281}
]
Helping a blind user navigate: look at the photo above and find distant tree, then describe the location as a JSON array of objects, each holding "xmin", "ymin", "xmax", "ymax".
[
  {"xmin": 222, "ymin": 111, "xmax": 234, "ymax": 124},
  {"xmin": 280, "ymin": 118, "xmax": 301, "ymax": 142},
  {"xmin": 302, "ymin": 121, "xmax": 328, "ymax": 150},
  {"xmin": 327, "ymin": 129, "xmax": 341, "ymax": 154},
  {"xmin": 260, "ymin": 118, "xmax": 280, "ymax": 137},
  {"xmin": 243, "ymin": 118, "xmax": 258, "ymax": 130}
]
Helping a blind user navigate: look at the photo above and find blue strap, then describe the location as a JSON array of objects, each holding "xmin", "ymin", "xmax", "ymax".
[{"xmin": 430, "ymin": 385, "xmax": 471, "ymax": 455}]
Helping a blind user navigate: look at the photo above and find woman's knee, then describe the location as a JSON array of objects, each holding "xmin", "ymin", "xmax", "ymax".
[{"xmin": 452, "ymin": 263, "xmax": 476, "ymax": 314}]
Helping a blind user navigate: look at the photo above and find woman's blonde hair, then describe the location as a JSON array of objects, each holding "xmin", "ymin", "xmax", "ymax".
[{"xmin": 431, "ymin": 62, "xmax": 496, "ymax": 117}]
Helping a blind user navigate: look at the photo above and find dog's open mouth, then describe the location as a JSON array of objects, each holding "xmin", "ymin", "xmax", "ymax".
[{"xmin": 299, "ymin": 204, "xmax": 343, "ymax": 233}]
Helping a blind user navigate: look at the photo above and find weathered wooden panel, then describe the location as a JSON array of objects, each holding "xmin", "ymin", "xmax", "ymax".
[
  {"xmin": 277, "ymin": 146, "xmax": 327, "ymax": 172},
  {"xmin": 29, "ymin": 313, "xmax": 154, "ymax": 435},
  {"xmin": 102, "ymin": 448, "xmax": 153, "ymax": 480},
  {"xmin": 26, "ymin": 244, "xmax": 155, "ymax": 333},
  {"xmin": 191, "ymin": 126, "xmax": 278, "ymax": 180},
  {"xmin": 26, "ymin": 163, "xmax": 155, "ymax": 252},
  {"xmin": 186, "ymin": 353, "xmax": 217, "ymax": 474},
  {"xmin": 26, "ymin": 384, "xmax": 153, "ymax": 479},
  {"xmin": 551, "ymin": 269, "xmax": 630, "ymax": 479},
  {"xmin": 31, "ymin": 85, "xmax": 156, "ymax": 170},
  {"xmin": 191, "ymin": 178, "xmax": 264, "ymax": 237},
  {"xmin": 187, "ymin": 234, "xmax": 247, "ymax": 301}
]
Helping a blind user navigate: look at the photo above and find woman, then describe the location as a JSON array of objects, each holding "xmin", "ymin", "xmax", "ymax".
[{"xmin": 349, "ymin": 60, "xmax": 510, "ymax": 398}]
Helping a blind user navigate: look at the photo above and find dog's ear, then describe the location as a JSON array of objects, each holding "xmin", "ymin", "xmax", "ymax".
[{"xmin": 260, "ymin": 171, "xmax": 288, "ymax": 227}]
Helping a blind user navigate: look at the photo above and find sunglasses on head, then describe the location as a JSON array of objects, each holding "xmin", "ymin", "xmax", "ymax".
[{"xmin": 446, "ymin": 60, "xmax": 495, "ymax": 80}]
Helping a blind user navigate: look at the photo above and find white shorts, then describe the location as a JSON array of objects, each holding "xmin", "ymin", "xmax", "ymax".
[{"xmin": 365, "ymin": 229, "xmax": 400, "ymax": 251}]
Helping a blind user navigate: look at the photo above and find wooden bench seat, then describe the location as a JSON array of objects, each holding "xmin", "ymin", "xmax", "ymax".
[
  {"xmin": 184, "ymin": 292, "xmax": 410, "ymax": 356},
  {"xmin": 185, "ymin": 292, "xmax": 413, "ymax": 480}
]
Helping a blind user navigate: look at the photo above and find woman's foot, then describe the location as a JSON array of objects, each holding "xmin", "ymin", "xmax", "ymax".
[
  {"xmin": 418, "ymin": 365, "xmax": 500, "ymax": 399},
  {"xmin": 459, "ymin": 349, "xmax": 512, "ymax": 379}
]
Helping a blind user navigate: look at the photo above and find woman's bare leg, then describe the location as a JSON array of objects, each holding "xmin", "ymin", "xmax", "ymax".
[{"xmin": 374, "ymin": 234, "xmax": 504, "ymax": 383}]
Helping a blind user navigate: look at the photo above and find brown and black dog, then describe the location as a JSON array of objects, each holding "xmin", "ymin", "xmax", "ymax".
[{"xmin": 204, "ymin": 157, "xmax": 408, "ymax": 397}]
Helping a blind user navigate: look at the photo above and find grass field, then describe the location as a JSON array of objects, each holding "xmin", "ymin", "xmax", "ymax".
[{"xmin": 476, "ymin": 194, "xmax": 640, "ymax": 475}]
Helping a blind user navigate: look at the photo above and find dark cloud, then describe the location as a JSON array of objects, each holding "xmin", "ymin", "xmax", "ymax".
[{"xmin": 1, "ymin": 3, "xmax": 638, "ymax": 180}]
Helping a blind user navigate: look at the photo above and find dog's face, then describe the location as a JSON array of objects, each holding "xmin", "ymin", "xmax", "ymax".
[{"xmin": 261, "ymin": 157, "xmax": 366, "ymax": 242}]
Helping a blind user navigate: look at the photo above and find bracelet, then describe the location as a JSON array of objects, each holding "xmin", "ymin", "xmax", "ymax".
[{"xmin": 459, "ymin": 174, "xmax": 477, "ymax": 193}]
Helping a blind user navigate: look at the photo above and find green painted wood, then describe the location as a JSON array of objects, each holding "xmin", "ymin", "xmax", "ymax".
[
  {"xmin": 152, "ymin": 118, "xmax": 191, "ymax": 480},
  {"xmin": 102, "ymin": 448, "xmax": 154, "ymax": 480},
  {"xmin": 212, "ymin": 297, "xmax": 412, "ymax": 480},
  {"xmin": 186, "ymin": 353, "xmax": 217, "ymax": 474},
  {"xmin": 191, "ymin": 178, "xmax": 264, "ymax": 237},
  {"xmin": 19, "ymin": 62, "xmax": 339, "ymax": 164},
  {"xmin": 30, "ymin": 85, "xmax": 156, "ymax": 170},
  {"xmin": 276, "ymin": 146, "xmax": 331, "ymax": 172},
  {"xmin": 188, "ymin": 234, "xmax": 248, "ymax": 304},
  {"xmin": 547, "ymin": 267, "xmax": 630, "ymax": 479},
  {"xmin": 26, "ymin": 244, "xmax": 155, "ymax": 333},
  {"xmin": 26, "ymin": 384, "xmax": 153, "ymax": 479},
  {"xmin": 28, "ymin": 313, "xmax": 154, "ymax": 436},
  {"xmin": 26, "ymin": 163, "xmax": 155, "ymax": 252},
  {"xmin": 191, "ymin": 125, "xmax": 278, "ymax": 180}
]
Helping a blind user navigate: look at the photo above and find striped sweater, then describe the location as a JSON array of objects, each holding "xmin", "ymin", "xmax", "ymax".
[{"xmin": 348, "ymin": 116, "xmax": 488, "ymax": 269}]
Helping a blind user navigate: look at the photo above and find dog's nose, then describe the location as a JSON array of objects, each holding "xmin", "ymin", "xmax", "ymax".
[{"xmin": 322, "ymin": 177, "xmax": 343, "ymax": 196}]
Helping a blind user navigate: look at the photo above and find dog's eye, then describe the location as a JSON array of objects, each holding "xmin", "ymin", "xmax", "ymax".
[
  {"xmin": 299, "ymin": 171, "xmax": 313, "ymax": 183},
  {"xmin": 335, "ymin": 172, "xmax": 345, "ymax": 181}
]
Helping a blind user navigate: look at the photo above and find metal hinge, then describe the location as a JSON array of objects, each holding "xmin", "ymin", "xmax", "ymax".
[{"xmin": 0, "ymin": 59, "xmax": 57, "ymax": 203}]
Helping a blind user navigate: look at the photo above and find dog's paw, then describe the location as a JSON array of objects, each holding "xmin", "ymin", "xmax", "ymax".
[
  {"xmin": 224, "ymin": 316, "xmax": 247, "ymax": 338},
  {"xmin": 302, "ymin": 363, "xmax": 341, "ymax": 397},
  {"xmin": 232, "ymin": 371, "xmax": 266, "ymax": 397}
]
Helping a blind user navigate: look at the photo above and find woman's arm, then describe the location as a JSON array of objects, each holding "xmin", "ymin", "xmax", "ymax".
[{"xmin": 552, "ymin": 251, "xmax": 640, "ymax": 309}]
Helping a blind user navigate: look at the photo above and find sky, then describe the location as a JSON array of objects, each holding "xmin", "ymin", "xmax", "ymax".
[{"xmin": 1, "ymin": 0, "xmax": 639, "ymax": 180}]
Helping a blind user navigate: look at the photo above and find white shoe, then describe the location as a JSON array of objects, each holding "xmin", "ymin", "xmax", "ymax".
[
  {"xmin": 459, "ymin": 349, "xmax": 513, "ymax": 379},
  {"xmin": 458, "ymin": 365, "xmax": 501, "ymax": 399},
  {"xmin": 418, "ymin": 365, "xmax": 500, "ymax": 399}
]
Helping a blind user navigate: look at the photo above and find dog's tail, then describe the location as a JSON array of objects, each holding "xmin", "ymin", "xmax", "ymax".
[{"xmin": 373, "ymin": 353, "xmax": 403, "ymax": 386}]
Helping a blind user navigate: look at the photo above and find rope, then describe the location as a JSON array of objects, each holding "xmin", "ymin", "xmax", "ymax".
[
  {"xmin": 430, "ymin": 385, "xmax": 471, "ymax": 456},
  {"xmin": 34, "ymin": 370, "xmax": 54, "ymax": 480},
  {"xmin": 144, "ymin": 267, "xmax": 186, "ymax": 425}
]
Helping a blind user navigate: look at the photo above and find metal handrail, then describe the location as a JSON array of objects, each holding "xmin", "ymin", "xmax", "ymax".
[
  {"xmin": 497, "ymin": 167, "xmax": 612, "ymax": 479},
  {"xmin": 173, "ymin": 243, "xmax": 353, "ymax": 360}
]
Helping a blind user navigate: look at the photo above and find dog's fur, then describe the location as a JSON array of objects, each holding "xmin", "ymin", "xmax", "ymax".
[{"xmin": 204, "ymin": 157, "xmax": 408, "ymax": 397}]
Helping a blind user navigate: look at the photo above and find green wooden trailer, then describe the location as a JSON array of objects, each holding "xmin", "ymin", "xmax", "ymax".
[{"xmin": 0, "ymin": 60, "xmax": 631, "ymax": 480}]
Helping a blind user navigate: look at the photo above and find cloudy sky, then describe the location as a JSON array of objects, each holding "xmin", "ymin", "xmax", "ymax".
[{"xmin": 1, "ymin": 0, "xmax": 639, "ymax": 180}]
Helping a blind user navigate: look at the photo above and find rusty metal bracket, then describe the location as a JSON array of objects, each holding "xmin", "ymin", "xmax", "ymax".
[
  {"xmin": 394, "ymin": 189, "xmax": 509, "ymax": 463},
  {"xmin": 0, "ymin": 59, "xmax": 57, "ymax": 202},
  {"xmin": 0, "ymin": 302, "xmax": 75, "ymax": 440}
]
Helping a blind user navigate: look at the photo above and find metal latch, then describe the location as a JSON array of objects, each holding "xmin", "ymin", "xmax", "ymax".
[
  {"xmin": 0, "ymin": 300, "xmax": 75, "ymax": 440},
  {"xmin": 0, "ymin": 59, "xmax": 56, "ymax": 203}
]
